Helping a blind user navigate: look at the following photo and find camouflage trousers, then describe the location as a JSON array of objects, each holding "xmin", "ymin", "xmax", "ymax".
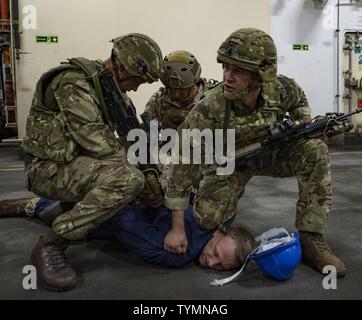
[
  {"xmin": 193, "ymin": 139, "xmax": 332, "ymax": 235},
  {"xmin": 25, "ymin": 155, "xmax": 144, "ymax": 241}
]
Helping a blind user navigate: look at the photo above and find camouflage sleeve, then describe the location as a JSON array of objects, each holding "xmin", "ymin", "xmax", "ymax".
[
  {"xmin": 281, "ymin": 77, "xmax": 311, "ymax": 121},
  {"xmin": 144, "ymin": 91, "xmax": 162, "ymax": 121},
  {"xmin": 165, "ymin": 103, "xmax": 216, "ymax": 210},
  {"xmin": 54, "ymin": 72, "xmax": 124, "ymax": 160}
]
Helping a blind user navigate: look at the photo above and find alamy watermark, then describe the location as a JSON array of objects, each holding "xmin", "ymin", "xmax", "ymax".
[
  {"xmin": 22, "ymin": 265, "xmax": 37, "ymax": 290},
  {"xmin": 127, "ymin": 121, "xmax": 236, "ymax": 175},
  {"xmin": 22, "ymin": 5, "xmax": 37, "ymax": 30},
  {"xmin": 322, "ymin": 265, "xmax": 337, "ymax": 290}
]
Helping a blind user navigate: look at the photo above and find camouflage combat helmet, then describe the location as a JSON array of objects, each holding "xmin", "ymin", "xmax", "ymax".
[
  {"xmin": 112, "ymin": 33, "xmax": 163, "ymax": 83},
  {"xmin": 217, "ymin": 28, "xmax": 281, "ymax": 105},
  {"xmin": 161, "ymin": 50, "xmax": 201, "ymax": 88}
]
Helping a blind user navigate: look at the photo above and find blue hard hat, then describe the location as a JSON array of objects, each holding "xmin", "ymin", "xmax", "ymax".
[{"xmin": 250, "ymin": 232, "xmax": 301, "ymax": 281}]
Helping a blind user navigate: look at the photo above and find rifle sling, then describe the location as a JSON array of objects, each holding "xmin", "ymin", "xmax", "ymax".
[
  {"xmin": 223, "ymin": 99, "xmax": 232, "ymax": 146},
  {"xmin": 67, "ymin": 57, "xmax": 114, "ymax": 131},
  {"xmin": 218, "ymin": 99, "xmax": 232, "ymax": 232}
]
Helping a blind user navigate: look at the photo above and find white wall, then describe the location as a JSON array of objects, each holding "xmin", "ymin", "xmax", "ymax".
[
  {"xmin": 16, "ymin": 0, "xmax": 269, "ymax": 138},
  {"xmin": 270, "ymin": 0, "xmax": 362, "ymax": 128},
  {"xmin": 270, "ymin": 0, "xmax": 338, "ymax": 117}
]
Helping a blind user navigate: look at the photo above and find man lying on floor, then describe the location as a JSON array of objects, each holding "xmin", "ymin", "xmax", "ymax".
[{"xmin": 0, "ymin": 197, "xmax": 256, "ymax": 271}]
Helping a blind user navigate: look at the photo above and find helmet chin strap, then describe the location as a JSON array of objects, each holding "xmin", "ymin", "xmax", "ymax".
[{"xmin": 210, "ymin": 246, "xmax": 259, "ymax": 287}]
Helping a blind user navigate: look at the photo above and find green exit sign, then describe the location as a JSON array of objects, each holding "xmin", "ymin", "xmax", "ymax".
[
  {"xmin": 293, "ymin": 44, "xmax": 309, "ymax": 51},
  {"xmin": 36, "ymin": 36, "xmax": 59, "ymax": 44}
]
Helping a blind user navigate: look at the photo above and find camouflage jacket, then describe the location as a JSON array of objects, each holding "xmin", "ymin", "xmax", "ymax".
[
  {"xmin": 143, "ymin": 78, "xmax": 216, "ymax": 130},
  {"xmin": 22, "ymin": 62, "xmax": 128, "ymax": 163},
  {"xmin": 165, "ymin": 75, "xmax": 311, "ymax": 210}
]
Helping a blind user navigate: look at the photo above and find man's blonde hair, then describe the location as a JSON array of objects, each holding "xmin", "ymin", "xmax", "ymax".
[{"xmin": 225, "ymin": 223, "xmax": 257, "ymax": 265}]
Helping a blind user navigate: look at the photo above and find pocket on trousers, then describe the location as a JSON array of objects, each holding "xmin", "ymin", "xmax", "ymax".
[{"xmin": 27, "ymin": 161, "xmax": 58, "ymax": 198}]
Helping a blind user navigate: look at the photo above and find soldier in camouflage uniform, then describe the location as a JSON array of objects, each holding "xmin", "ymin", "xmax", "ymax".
[
  {"xmin": 21, "ymin": 33, "xmax": 163, "ymax": 291},
  {"xmin": 142, "ymin": 50, "xmax": 216, "ymax": 191},
  {"xmin": 164, "ymin": 28, "xmax": 346, "ymax": 277}
]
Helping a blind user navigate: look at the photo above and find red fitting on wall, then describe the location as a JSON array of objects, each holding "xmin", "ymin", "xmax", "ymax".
[{"xmin": 0, "ymin": 0, "xmax": 10, "ymax": 30}]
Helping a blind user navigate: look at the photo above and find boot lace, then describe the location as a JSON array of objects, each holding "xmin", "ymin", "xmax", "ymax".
[
  {"xmin": 312, "ymin": 235, "xmax": 331, "ymax": 254},
  {"xmin": 43, "ymin": 245, "xmax": 69, "ymax": 271}
]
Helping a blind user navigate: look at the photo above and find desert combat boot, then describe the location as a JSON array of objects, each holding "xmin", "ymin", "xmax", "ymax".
[{"xmin": 300, "ymin": 231, "xmax": 346, "ymax": 278}]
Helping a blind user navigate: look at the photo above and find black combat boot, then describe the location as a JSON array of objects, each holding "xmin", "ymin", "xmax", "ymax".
[
  {"xmin": 0, "ymin": 197, "xmax": 37, "ymax": 217},
  {"xmin": 31, "ymin": 230, "xmax": 77, "ymax": 291},
  {"xmin": 300, "ymin": 231, "xmax": 346, "ymax": 278}
]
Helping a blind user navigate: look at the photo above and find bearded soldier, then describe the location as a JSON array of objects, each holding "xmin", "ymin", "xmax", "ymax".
[{"xmin": 164, "ymin": 28, "xmax": 346, "ymax": 278}]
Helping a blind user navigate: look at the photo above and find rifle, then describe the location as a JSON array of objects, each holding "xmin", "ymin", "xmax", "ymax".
[
  {"xmin": 234, "ymin": 109, "xmax": 362, "ymax": 170},
  {"xmin": 98, "ymin": 71, "xmax": 163, "ymax": 205}
]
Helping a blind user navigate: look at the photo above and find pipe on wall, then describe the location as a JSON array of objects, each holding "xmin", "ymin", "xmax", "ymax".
[
  {"xmin": 336, "ymin": 0, "xmax": 341, "ymax": 113},
  {"xmin": 11, "ymin": 0, "xmax": 19, "ymax": 49},
  {"xmin": 348, "ymin": 36, "xmax": 353, "ymax": 113}
]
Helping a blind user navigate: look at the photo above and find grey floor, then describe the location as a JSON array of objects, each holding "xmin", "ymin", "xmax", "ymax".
[{"xmin": 0, "ymin": 144, "xmax": 361, "ymax": 300}]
